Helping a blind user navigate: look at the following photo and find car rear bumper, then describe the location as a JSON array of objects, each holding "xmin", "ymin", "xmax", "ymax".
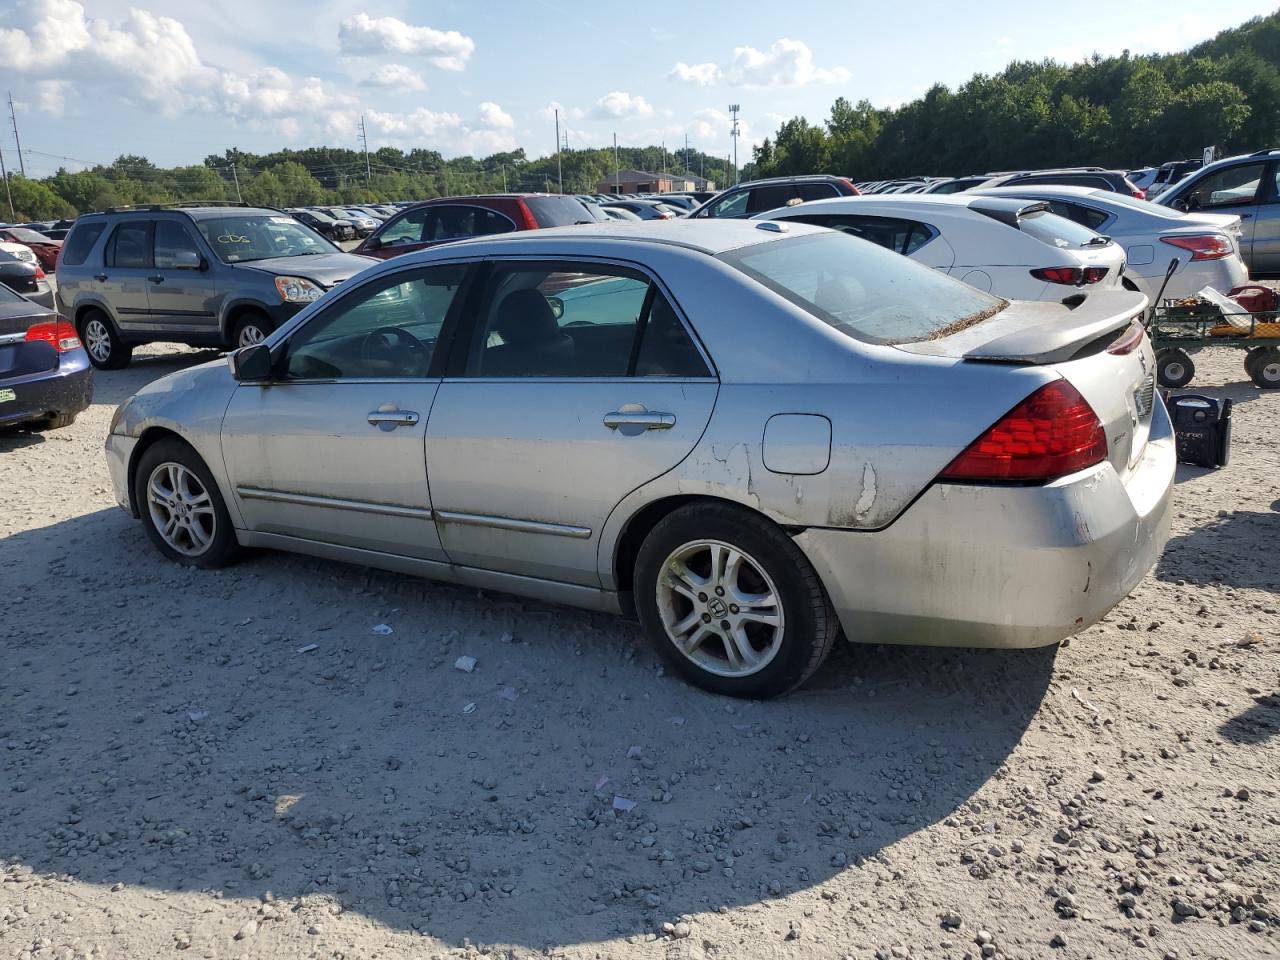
[
  {"xmin": 1153, "ymin": 255, "xmax": 1249, "ymax": 300},
  {"xmin": 0, "ymin": 346, "xmax": 93, "ymax": 428},
  {"xmin": 795, "ymin": 399, "xmax": 1176, "ymax": 649},
  {"xmin": 105, "ymin": 431, "xmax": 139, "ymax": 513}
]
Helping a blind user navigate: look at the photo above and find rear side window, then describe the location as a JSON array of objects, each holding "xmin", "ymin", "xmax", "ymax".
[
  {"xmin": 790, "ymin": 214, "xmax": 936, "ymax": 255},
  {"xmin": 747, "ymin": 185, "xmax": 797, "ymax": 215},
  {"xmin": 426, "ymin": 205, "xmax": 515, "ymax": 241},
  {"xmin": 1015, "ymin": 210, "xmax": 1104, "ymax": 248},
  {"xmin": 106, "ymin": 221, "xmax": 153, "ymax": 268},
  {"xmin": 720, "ymin": 231, "xmax": 1005, "ymax": 345},
  {"xmin": 523, "ymin": 196, "xmax": 596, "ymax": 227},
  {"xmin": 795, "ymin": 182, "xmax": 839, "ymax": 202},
  {"xmin": 61, "ymin": 221, "xmax": 106, "ymax": 267},
  {"xmin": 1045, "ymin": 201, "xmax": 1110, "ymax": 231}
]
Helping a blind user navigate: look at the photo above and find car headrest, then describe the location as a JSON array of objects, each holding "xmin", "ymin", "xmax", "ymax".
[{"xmin": 495, "ymin": 289, "xmax": 560, "ymax": 344}]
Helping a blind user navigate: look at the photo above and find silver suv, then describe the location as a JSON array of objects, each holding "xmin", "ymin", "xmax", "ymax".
[{"xmin": 56, "ymin": 202, "xmax": 376, "ymax": 369}]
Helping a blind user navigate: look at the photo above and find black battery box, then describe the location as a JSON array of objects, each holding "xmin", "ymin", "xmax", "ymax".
[{"xmin": 1166, "ymin": 393, "xmax": 1231, "ymax": 468}]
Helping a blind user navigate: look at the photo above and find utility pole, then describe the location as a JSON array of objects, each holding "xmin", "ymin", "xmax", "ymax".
[
  {"xmin": 555, "ymin": 108, "xmax": 563, "ymax": 194},
  {"xmin": 613, "ymin": 132, "xmax": 619, "ymax": 193},
  {"xmin": 684, "ymin": 133, "xmax": 689, "ymax": 174},
  {"xmin": 230, "ymin": 162, "xmax": 242, "ymax": 202},
  {"xmin": 501, "ymin": 163, "xmax": 507, "ymax": 191},
  {"xmin": 0, "ymin": 145, "xmax": 13, "ymax": 220},
  {"xmin": 729, "ymin": 104, "xmax": 740, "ymax": 185},
  {"xmin": 359, "ymin": 114, "xmax": 371, "ymax": 190},
  {"xmin": 8, "ymin": 93, "xmax": 25, "ymax": 177}
]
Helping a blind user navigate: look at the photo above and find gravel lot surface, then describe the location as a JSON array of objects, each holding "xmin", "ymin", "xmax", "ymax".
[{"xmin": 1, "ymin": 344, "xmax": 1276, "ymax": 960}]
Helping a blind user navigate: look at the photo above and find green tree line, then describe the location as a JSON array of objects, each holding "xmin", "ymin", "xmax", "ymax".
[
  {"xmin": 1, "ymin": 144, "xmax": 734, "ymax": 221},
  {"xmin": 753, "ymin": 11, "xmax": 1280, "ymax": 179}
]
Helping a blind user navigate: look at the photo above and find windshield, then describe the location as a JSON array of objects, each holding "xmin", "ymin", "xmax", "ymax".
[
  {"xmin": 5, "ymin": 227, "xmax": 52, "ymax": 244},
  {"xmin": 195, "ymin": 215, "xmax": 336, "ymax": 264},
  {"xmin": 719, "ymin": 231, "xmax": 1005, "ymax": 345},
  {"xmin": 1017, "ymin": 210, "xmax": 1108, "ymax": 248}
]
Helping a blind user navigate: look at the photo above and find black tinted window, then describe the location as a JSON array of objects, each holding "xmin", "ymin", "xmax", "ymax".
[
  {"xmin": 426, "ymin": 206, "xmax": 515, "ymax": 241},
  {"xmin": 285, "ymin": 265, "xmax": 466, "ymax": 380},
  {"xmin": 747, "ymin": 185, "xmax": 797, "ymax": 215},
  {"xmin": 61, "ymin": 221, "xmax": 106, "ymax": 267},
  {"xmin": 107, "ymin": 221, "xmax": 153, "ymax": 268},
  {"xmin": 795, "ymin": 182, "xmax": 839, "ymax": 202},
  {"xmin": 523, "ymin": 196, "xmax": 596, "ymax": 227},
  {"xmin": 791, "ymin": 214, "xmax": 935, "ymax": 255},
  {"xmin": 1045, "ymin": 201, "xmax": 1109, "ymax": 231}
]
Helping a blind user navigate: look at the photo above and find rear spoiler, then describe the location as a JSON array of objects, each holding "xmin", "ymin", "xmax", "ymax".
[
  {"xmin": 896, "ymin": 290, "xmax": 1149, "ymax": 365},
  {"xmin": 966, "ymin": 196, "xmax": 1051, "ymax": 227}
]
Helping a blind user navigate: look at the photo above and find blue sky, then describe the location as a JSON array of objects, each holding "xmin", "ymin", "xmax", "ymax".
[{"xmin": 0, "ymin": 0, "xmax": 1274, "ymax": 175}]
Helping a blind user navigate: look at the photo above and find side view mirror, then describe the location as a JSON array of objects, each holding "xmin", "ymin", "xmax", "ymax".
[
  {"xmin": 364, "ymin": 235, "xmax": 382, "ymax": 250},
  {"xmin": 229, "ymin": 343, "xmax": 272, "ymax": 382},
  {"xmin": 173, "ymin": 249, "xmax": 204, "ymax": 270}
]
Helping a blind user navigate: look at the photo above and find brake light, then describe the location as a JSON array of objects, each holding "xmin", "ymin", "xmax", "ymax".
[
  {"xmin": 938, "ymin": 380, "xmax": 1107, "ymax": 484},
  {"xmin": 25, "ymin": 318, "xmax": 81, "ymax": 353},
  {"xmin": 1160, "ymin": 234, "xmax": 1232, "ymax": 261},
  {"xmin": 514, "ymin": 199, "xmax": 540, "ymax": 231},
  {"xmin": 1105, "ymin": 319, "xmax": 1146, "ymax": 356},
  {"xmin": 34, "ymin": 265, "xmax": 45, "ymax": 279},
  {"xmin": 1031, "ymin": 266, "xmax": 1109, "ymax": 286}
]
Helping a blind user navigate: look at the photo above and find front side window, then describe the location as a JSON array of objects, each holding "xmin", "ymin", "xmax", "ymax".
[
  {"xmin": 1185, "ymin": 163, "xmax": 1266, "ymax": 210},
  {"xmin": 153, "ymin": 221, "xmax": 203, "ymax": 269},
  {"xmin": 705, "ymin": 191, "xmax": 750, "ymax": 218},
  {"xmin": 195, "ymin": 215, "xmax": 332, "ymax": 264},
  {"xmin": 464, "ymin": 261, "xmax": 708, "ymax": 378},
  {"xmin": 719, "ymin": 231, "xmax": 1005, "ymax": 345},
  {"xmin": 106, "ymin": 221, "xmax": 153, "ymax": 268},
  {"xmin": 379, "ymin": 208, "xmax": 428, "ymax": 246},
  {"xmin": 283, "ymin": 265, "xmax": 466, "ymax": 380}
]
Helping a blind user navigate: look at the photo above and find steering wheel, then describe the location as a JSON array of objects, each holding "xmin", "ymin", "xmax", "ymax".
[{"xmin": 360, "ymin": 325, "xmax": 431, "ymax": 376}]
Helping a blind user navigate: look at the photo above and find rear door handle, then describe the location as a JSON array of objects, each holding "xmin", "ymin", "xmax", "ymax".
[
  {"xmin": 147, "ymin": 275, "xmax": 164, "ymax": 284},
  {"xmin": 1240, "ymin": 213, "xmax": 1254, "ymax": 220},
  {"xmin": 603, "ymin": 410, "xmax": 676, "ymax": 431},
  {"xmin": 93, "ymin": 273, "xmax": 108, "ymax": 282},
  {"xmin": 367, "ymin": 409, "xmax": 419, "ymax": 428}
]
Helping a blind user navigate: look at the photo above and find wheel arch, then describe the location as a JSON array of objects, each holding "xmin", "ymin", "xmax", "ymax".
[
  {"xmin": 220, "ymin": 300, "xmax": 272, "ymax": 344},
  {"xmin": 125, "ymin": 427, "xmax": 198, "ymax": 518},
  {"xmin": 609, "ymin": 493, "xmax": 800, "ymax": 616}
]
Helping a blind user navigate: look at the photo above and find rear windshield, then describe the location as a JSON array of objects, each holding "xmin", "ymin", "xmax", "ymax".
[
  {"xmin": 0, "ymin": 282, "xmax": 23, "ymax": 304},
  {"xmin": 719, "ymin": 231, "xmax": 1005, "ymax": 345},
  {"xmin": 1016, "ymin": 210, "xmax": 1106, "ymax": 248},
  {"xmin": 61, "ymin": 221, "xmax": 106, "ymax": 266},
  {"xmin": 4, "ymin": 227, "xmax": 51, "ymax": 244},
  {"xmin": 524, "ymin": 196, "xmax": 600, "ymax": 227},
  {"xmin": 1095, "ymin": 192, "xmax": 1187, "ymax": 218}
]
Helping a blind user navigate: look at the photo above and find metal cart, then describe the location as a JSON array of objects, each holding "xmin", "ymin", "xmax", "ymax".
[{"xmin": 1148, "ymin": 300, "xmax": 1280, "ymax": 389}]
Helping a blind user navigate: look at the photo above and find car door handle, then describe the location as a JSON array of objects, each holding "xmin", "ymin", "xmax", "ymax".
[
  {"xmin": 147, "ymin": 275, "xmax": 164, "ymax": 284},
  {"xmin": 603, "ymin": 410, "xmax": 676, "ymax": 431},
  {"xmin": 367, "ymin": 409, "xmax": 419, "ymax": 427},
  {"xmin": 93, "ymin": 273, "xmax": 108, "ymax": 282}
]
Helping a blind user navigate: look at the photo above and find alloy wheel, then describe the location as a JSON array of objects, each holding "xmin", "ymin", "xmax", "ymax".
[
  {"xmin": 655, "ymin": 539, "xmax": 785, "ymax": 678},
  {"xmin": 146, "ymin": 461, "xmax": 217, "ymax": 557},
  {"xmin": 238, "ymin": 324, "xmax": 266, "ymax": 348},
  {"xmin": 84, "ymin": 318, "xmax": 112, "ymax": 363}
]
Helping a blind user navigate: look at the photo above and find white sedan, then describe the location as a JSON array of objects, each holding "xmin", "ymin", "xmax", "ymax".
[
  {"xmin": 971, "ymin": 185, "xmax": 1248, "ymax": 301},
  {"xmin": 756, "ymin": 194, "xmax": 1128, "ymax": 303}
]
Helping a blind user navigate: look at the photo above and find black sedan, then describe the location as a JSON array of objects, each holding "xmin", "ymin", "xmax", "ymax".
[
  {"xmin": 0, "ymin": 249, "xmax": 55, "ymax": 309},
  {"xmin": 0, "ymin": 286, "xmax": 93, "ymax": 431}
]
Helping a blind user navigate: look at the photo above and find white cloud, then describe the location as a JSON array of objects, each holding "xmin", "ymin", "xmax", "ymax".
[
  {"xmin": 362, "ymin": 102, "xmax": 517, "ymax": 157},
  {"xmin": 35, "ymin": 80, "xmax": 66, "ymax": 117},
  {"xmin": 593, "ymin": 91, "xmax": 654, "ymax": 119},
  {"xmin": 337, "ymin": 13, "xmax": 474, "ymax": 70},
  {"xmin": 727, "ymin": 38, "xmax": 849, "ymax": 87},
  {"xmin": 540, "ymin": 100, "xmax": 585, "ymax": 122},
  {"xmin": 477, "ymin": 101, "xmax": 514, "ymax": 129},
  {"xmin": 692, "ymin": 108, "xmax": 752, "ymax": 149},
  {"xmin": 668, "ymin": 61, "xmax": 721, "ymax": 86},
  {"xmin": 362, "ymin": 63, "xmax": 426, "ymax": 91}
]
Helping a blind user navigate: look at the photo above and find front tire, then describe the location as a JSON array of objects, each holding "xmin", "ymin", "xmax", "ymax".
[
  {"xmin": 634, "ymin": 502, "xmax": 838, "ymax": 698},
  {"xmin": 232, "ymin": 313, "xmax": 272, "ymax": 349},
  {"xmin": 79, "ymin": 310, "xmax": 132, "ymax": 370},
  {"xmin": 135, "ymin": 438, "xmax": 238, "ymax": 568}
]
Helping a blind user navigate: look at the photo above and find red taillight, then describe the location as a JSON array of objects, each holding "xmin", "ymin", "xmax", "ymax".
[
  {"xmin": 34, "ymin": 265, "xmax": 45, "ymax": 279},
  {"xmin": 514, "ymin": 199, "xmax": 540, "ymax": 231},
  {"xmin": 1031, "ymin": 266, "xmax": 1108, "ymax": 286},
  {"xmin": 1105, "ymin": 319, "xmax": 1146, "ymax": 356},
  {"xmin": 1161, "ymin": 234, "xmax": 1231, "ymax": 261},
  {"xmin": 25, "ymin": 319, "xmax": 81, "ymax": 353},
  {"xmin": 938, "ymin": 380, "xmax": 1107, "ymax": 484}
]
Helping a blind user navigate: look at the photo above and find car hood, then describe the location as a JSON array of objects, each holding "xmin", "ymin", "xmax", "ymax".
[{"xmin": 234, "ymin": 252, "xmax": 376, "ymax": 286}]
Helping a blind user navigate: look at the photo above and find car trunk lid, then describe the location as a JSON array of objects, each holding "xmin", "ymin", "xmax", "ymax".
[
  {"xmin": 0, "ymin": 302, "xmax": 60, "ymax": 378},
  {"xmin": 897, "ymin": 289, "xmax": 1155, "ymax": 476}
]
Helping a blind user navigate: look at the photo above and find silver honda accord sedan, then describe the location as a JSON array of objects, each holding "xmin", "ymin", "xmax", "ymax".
[{"xmin": 105, "ymin": 220, "xmax": 1175, "ymax": 698}]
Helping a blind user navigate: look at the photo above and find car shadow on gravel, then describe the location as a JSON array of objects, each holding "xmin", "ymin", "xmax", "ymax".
[
  {"xmin": 1220, "ymin": 694, "xmax": 1280, "ymax": 744},
  {"xmin": 0, "ymin": 506, "xmax": 1056, "ymax": 949},
  {"xmin": 0, "ymin": 429, "xmax": 47, "ymax": 451},
  {"xmin": 1155, "ymin": 508, "xmax": 1280, "ymax": 589}
]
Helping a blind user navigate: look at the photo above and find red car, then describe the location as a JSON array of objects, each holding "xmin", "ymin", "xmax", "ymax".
[
  {"xmin": 354, "ymin": 194, "xmax": 603, "ymax": 260},
  {"xmin": 0, "ymin": 226, "xmax": 62, "ymax": 272}
]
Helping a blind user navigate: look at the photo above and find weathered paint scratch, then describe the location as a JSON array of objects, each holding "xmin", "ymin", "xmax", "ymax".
[{"xmin": 854, "ymin": 461, "xmax": 877, "ymax": 521}]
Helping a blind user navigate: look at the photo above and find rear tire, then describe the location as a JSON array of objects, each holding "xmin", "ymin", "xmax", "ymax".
[
  {"xmin": 135, "ymin": 438, "xmax": 239, "ymax": 568},
  {"xmin": 78, "ymin": 310, "xmax": 131, "ymax": 370},
  {"xmin": 34, "ymin": 412, "xmax": 77, "ymax": 430},
  {"xmin": 633, "ymin": 502, "xmax": 838, "ymax": 699},
  {"xmin": 1156, "ymin": 348, "xmax": 1194, "ymax": 388},
  {"xmin": 1248, "ymin": 347, "xmax": 1280, "ymax": 389}
]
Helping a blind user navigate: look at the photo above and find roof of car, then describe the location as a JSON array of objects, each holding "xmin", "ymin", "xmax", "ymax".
[
  {"xmin": 81, "ymin": 205, "xmax": 281, "ymax": 220},
  {"xmin": 971, "ymin": 185, "xmax": 1110, "ymax": 200}
]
